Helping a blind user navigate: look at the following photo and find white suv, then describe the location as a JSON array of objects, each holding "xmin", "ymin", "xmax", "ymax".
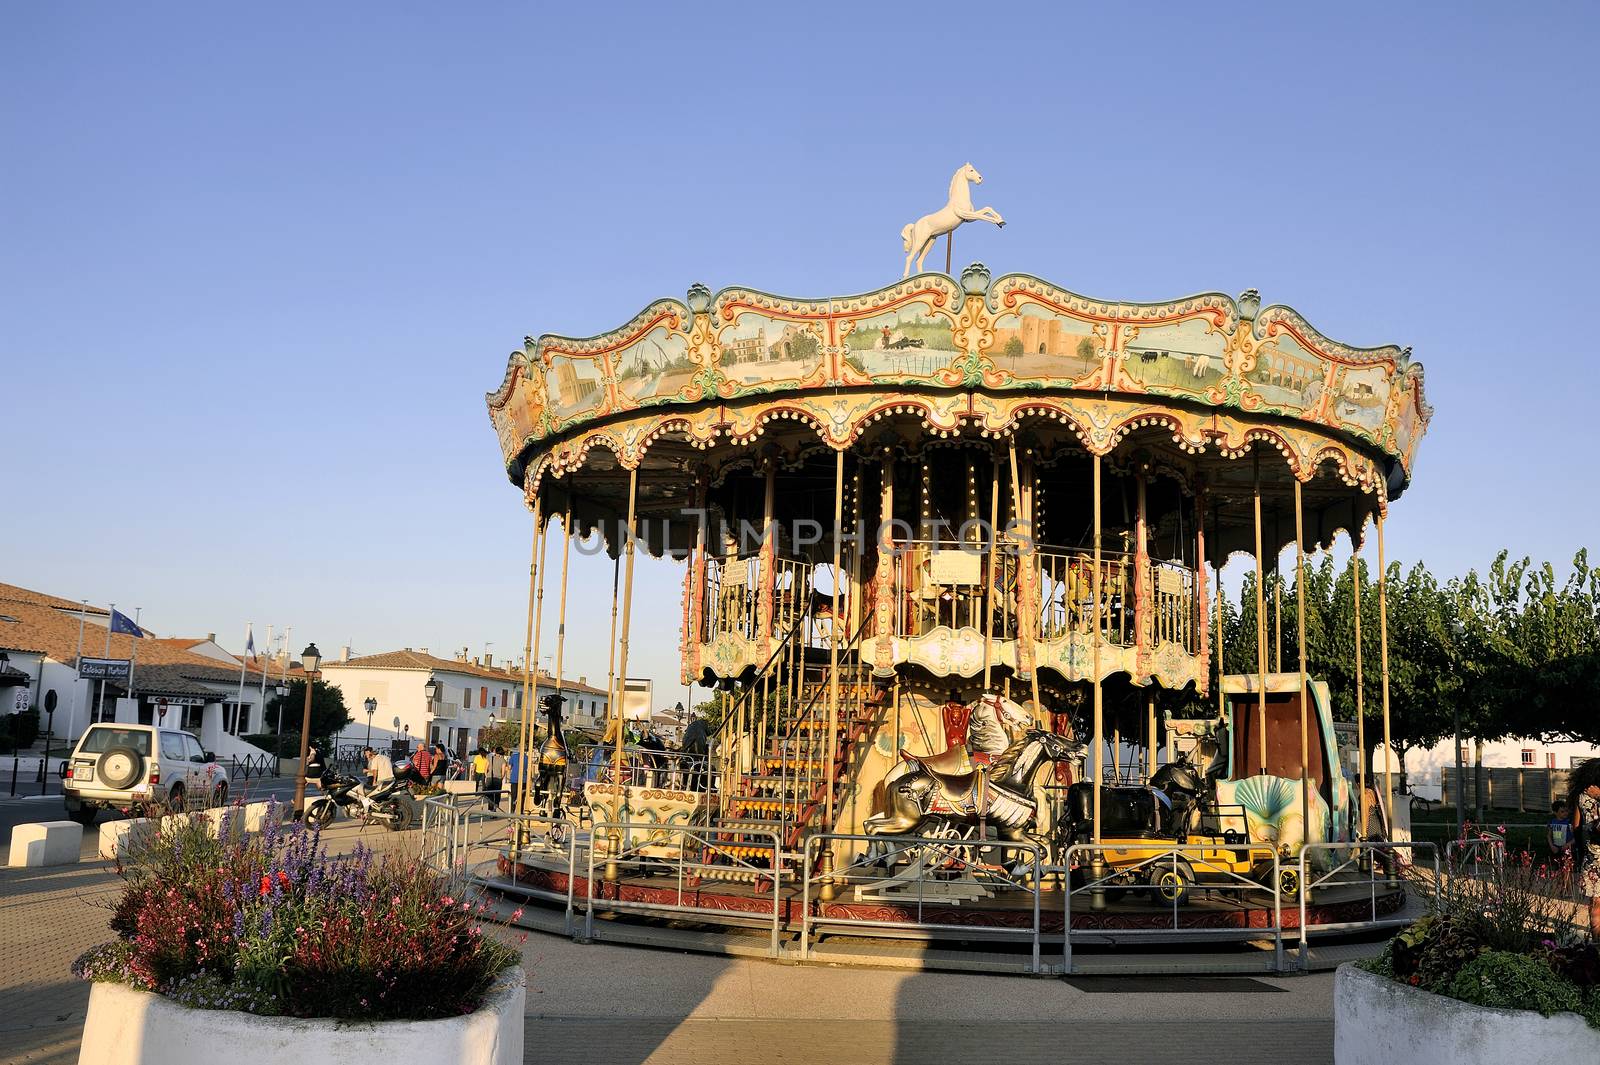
[{"xmin": 63, "ymin": 723, "xmax": 229, "ymax": 825}]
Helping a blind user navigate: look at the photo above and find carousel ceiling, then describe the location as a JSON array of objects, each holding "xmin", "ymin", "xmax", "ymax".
[{"xmin": 484, "ymin": 266, "xmax": 1431, "ymax": 559}]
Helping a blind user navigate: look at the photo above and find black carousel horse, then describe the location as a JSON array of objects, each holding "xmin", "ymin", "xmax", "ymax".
[{"xmin": 532, "ymin": 692, "xmax": 570, "ymax": 816}]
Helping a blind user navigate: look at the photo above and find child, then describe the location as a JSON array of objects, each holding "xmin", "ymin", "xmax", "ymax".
[{"xmin": 1548, "ymin": 799, "xmax": 1574, "ymax": 862}]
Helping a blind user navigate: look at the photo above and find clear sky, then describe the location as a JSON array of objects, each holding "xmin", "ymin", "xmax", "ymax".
[{"xmin": 3, "ymin": 3, "xmax": 1596, "ymax": 705}]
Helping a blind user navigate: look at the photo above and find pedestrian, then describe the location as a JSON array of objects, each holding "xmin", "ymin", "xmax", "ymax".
[
  {"xmin": 485, "ymin": 746, "xmax": 507, "ymax": 812},
  {"xmin": 362, "ymin": 745, "xmax": 394, "ymax": 793},
  {"xmin": 1568, "ymin": 760, "xmax": 1600, "ymax": 932},
  {"xmin": 410, "ymin": 742, "xmax": 434, "ymax": 785},
  {"xmin": 472, "ymin": 747, "xmax": 489, "ymax": 786},
  {"xmin": 507, "ymin": 745, "xmax": 524, "ymax": 812}
]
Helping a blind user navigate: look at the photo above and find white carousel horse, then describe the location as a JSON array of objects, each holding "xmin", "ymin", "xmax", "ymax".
[
  {"xmin": 900, "ymin": 163, "xmax": 1006, "ymax": 278},
  {"xmin": 882, "ymin": 691, "xmax": 1030, "ymax": 792}
]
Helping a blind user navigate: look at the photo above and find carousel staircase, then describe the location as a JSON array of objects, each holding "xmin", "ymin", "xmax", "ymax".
[{"xmin": 709, "ymin": 621, "xmax": 884, "ymax": 872}]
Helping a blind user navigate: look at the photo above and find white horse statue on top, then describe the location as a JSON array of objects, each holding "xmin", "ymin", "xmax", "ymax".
[{"xmin": 900, "ymin": 163, "xmax": 1005, "ymax": 278}]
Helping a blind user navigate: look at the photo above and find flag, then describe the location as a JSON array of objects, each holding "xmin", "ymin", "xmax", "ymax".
[
  {"xmin": 245, "ymin": 624, "xmax": 256, "ymax": 661},
  {"xmin": 109, "ymin": 609, "xmax": 143, "ymax": 637}
]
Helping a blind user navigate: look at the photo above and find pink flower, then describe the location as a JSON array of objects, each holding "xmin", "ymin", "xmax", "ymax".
[{"xmin": 511, "ymin": 908, "xmax": 524, "ymax": 920}]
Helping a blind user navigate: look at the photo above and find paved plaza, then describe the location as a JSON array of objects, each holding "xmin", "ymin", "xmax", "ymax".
[{"xmin": 1, "ymin": 822, "xmax": 1336, "ymax": 1065}]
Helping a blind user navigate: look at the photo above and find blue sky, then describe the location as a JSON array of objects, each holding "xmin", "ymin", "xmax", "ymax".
[{"xmin": 3, "ymin": 3, "xmax": 1596, "ymax": 704}]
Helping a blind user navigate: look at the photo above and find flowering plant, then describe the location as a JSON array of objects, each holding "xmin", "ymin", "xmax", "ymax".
[{"xmin": 74, "ymin": 805, "xmax": 518, "ymax": 1020}]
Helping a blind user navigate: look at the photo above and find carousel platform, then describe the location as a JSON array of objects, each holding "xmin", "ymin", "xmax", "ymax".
[{"xmin": 481, "ymin": 846, "xmax": 1411, "ymax": 975}]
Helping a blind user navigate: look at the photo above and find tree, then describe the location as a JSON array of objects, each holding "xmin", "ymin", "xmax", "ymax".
[
  {"xmin": 1002, "ymin": 336, "xmax": 1024, "ymax": 357},
  {"xmin": 265, "ymin": 680, "xmax": 351, "ymax": 751}
]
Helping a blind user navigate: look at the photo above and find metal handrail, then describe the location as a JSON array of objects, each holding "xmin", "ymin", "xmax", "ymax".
[
  {"xmin": 1060, "ymin": 842, "xmax": 1283, "ymax": 974},
  {"xmin": 420, "ymin": 794, "xmax": 582, "ymax": 934},
  {"xmin": 585, "ymin": 821, "xmax": 783, "ymax": 956},
  {"xmin": 1296, "ymin": 840, "xmax": 1439, "ymax": 963},
  {"xmin": 801, "ymin": 831, "xmax": 1045, "ymax": 973}
]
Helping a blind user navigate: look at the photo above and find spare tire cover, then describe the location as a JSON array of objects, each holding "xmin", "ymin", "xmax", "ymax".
[{"xmin": 97, "ymin": 746, "xmax": 144, "ymax": 790}]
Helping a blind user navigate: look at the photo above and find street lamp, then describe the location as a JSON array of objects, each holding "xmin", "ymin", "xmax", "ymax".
[
  {"xmin": 423, "ymin": 676, "xmax": 438, "ymax": 747},
  {"xmin": 364, "ymin": 697, "xmax": 377, "ymax": 748},
  {"xmin": 292, "ymin": 643, "xmax": 321, "ymax": 818}
]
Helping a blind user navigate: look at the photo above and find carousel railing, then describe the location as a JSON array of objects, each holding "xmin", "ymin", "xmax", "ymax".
[
  {"xmin": 883, "ymin": 539, "xmax": 1018, "ymax": 639},
  {"xmin": 567, "ymin": 742, "xmax": 716, "ymax": 804},
  {"xmin": 1034, "ymin": 546, "xmax": 1135, "ymax": 646},
  {"xmin": 420, "ymin": 794, "xmax": 581, "ymax": 934},
  {"xmin": 771, "ymin": 618, "xmax": 874, "ymax": 843},
  {"xmin": 1058, "ymin": 842, "xmax": 1285, "ymax": 974},
  {"xmin": 700, "ymin": 552, "xmax": 815, "ymax": 648},
  {"xmin": 1149, "ymin": 558, "xmax": 1200, "ymax": 653},
  {"xmin": 584, "ymin": 822, "xmax": 783, "ymax": 955},
  {"xmin": 1295, "ymin": 840, "xmax": 1440, "ymax": 965},
  {"xmin": 800, "ymin": 832, "xmax": 1047, "ymax": 973},
  {"xmin": 711, "ymin": 598, "xmax": 817, "ymax": 816}
]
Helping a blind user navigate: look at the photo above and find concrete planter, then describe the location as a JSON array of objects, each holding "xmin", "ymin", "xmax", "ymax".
[
  {"xmin": 78, "ymin": 967, "xmax": 524, "ymax": 1065},
  {"xmin": 1335, "ymin": 963, "xmax": 1599, "ymax": 1064}
]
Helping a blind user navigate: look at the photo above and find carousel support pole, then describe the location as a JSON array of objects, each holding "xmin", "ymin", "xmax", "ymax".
[
  {"xmin": 984, "ymin": 448, "xmax": 1001, "ymax": 692},
  {"xmin": 1294, "ymin": 478, "xmax": 1311, "ymax": 846},
  {"xmin": 1274, "ymin": 514, "xmax": 1284, "ymax": 674},
  {"xmin": 820, "ymin": 448, "xmax": 845, "ymax": 901},
  {"xmin": 1377, "ymin": 509, "xmax": 1394, "ymax": 841},
  {"xmin": 1252, "ymin": 453, "xmax": 1269, "ymax": 772},
  {"xmin": 549, "ymin": 513, "xmax": 572, "ymax": 812},
  {"xmin": 1352, "ymin": 546, "xmax": 1367, "ymax": 837},
  {"xmin": 606, "ymin": 467, "xmax": 640, "ymax": 882},
  {"xmin": 944, "ymin": 231, "xmax": 953, "ymax": 275},
  {"xmin": 1090, "ymin": 452, "xmax": 1106, "ymax": 908},
  {"xmin": 1007, "ymin": 440, "xmax": 1043, "ymax": 726},
  {"xmin": 1146, "ymin": 691, "xmax": 1156, "ymax": 778},
  {"xmin": 515, "ymin": 495, "xmax": 545, "ymax": 857},
  {"xmin": 1215, "ymin": 501, "xmax": 1225, "ymax": 724}
]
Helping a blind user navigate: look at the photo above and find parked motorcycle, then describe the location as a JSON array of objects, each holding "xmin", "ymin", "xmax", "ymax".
[{"xmin": 304, "ymin": 764, "xmax": 417, "ymax": 831}]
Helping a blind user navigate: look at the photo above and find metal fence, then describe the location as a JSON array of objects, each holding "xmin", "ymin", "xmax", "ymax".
[
  {"xmin": 585, "ymin": 822, "xmax": 782, "ymax": 955},
  {"xmin": 1060, "ymin": 842, "xmax": 1283, "ymax": 974},
  {"xmin": 801, "ymin": 832, "xmax": 1046, "ymax": 973},
  {"xmin": 1296, "ymin": 841, "xmax": 1439, "ymax": 964}
]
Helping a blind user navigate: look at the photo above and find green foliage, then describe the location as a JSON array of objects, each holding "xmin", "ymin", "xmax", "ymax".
[
  {"xmin": 1002, "ymin": 336, "xmax": 1024, "ymax": 357},
  {"xmin": 1218, "ymin": 548, "xmax": 1600, "ymax": 777},
  {"xmin": 1390, "ymin": 915, "xmax": 1487, "ymax": 990},
  {"xmin": 1445, "ymin": 951, "xmax": 1583, "ymax": 1017},
  {"xmin": 265, "ymin": 681, "xmax": 351, "ymax": 752},
  {"xmin": 0, "ymin": 708, "xmax": 40, "ymax": 753},
  {"xmin": 241, "ymin": 732, "xmax": 303, "ymax": 758},
  {"xmin": 476, "ymin": 720, "xmax": 522, "ymax": 751}
]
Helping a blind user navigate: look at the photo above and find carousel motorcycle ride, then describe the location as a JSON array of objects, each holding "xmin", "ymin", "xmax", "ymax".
[
  {"xmin": 1060, "ymin": 730, "xmax": 1297, "ymax": 905},
  {"xmin": 303, "ymin": 750, "xmax": 418, "ymax": 831}
]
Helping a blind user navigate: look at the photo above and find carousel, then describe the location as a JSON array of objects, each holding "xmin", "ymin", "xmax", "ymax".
[{"xmin": 478, "ymin": 174, "xmax": 1432, "ymax": 964}]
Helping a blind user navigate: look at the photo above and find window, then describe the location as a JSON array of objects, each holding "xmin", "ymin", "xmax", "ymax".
[
  {"xmin": 1547, "ymin": 753, "xmax": 1556, "ymax": 769},
  {"xmin": 480, "ymin": 686, "xmax": 488, "ymax": 709},
  {"xmin": 184, "ymin": 734, "xmax": 207, "ymax": 763},
  {"xmin": 78, "ymin": 726, "xmax": 152, "ymax": 756},
  {"xmin": 502, "ymin": 688, "xmax": 509, "ymax": 708},
  {"xmin": 161, "ymin": 733, "xmax": 186, "ymax": 760},
  {"xmin": 463, "ymin": 687, "xmax": 472, "ymax": 711},
  {"xmin": 1521, "ymin": 749, "xmax": 1536, "ymax": 766}
]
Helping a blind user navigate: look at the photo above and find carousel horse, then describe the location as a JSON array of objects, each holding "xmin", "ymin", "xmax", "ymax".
[
  {"xmin": 532, "ymin": 693, "xmax": 570, "ymax": 815},
  {"xmin": 900, "ymin": 163, "xmax": 1005, "ymax": 277},
  {"xmin": 881, "ymin": 691, "xmax": 1031, "ymax": 795},
  {"xmin": 864, "ymin": 728, "xmax": 1087, "ymax": 845}
]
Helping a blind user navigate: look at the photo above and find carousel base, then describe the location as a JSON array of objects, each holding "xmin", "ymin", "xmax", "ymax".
[{"xmin": 480, "ymin": 851, "xmax": 1411, "ymax": 976}]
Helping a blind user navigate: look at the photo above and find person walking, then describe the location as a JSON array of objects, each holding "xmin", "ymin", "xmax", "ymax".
[
  {"xmin": 472, "ymin": 747, "xmax": 489, "ymax": 787},
  {"xmin": 485, "ymin": 746, "xmax": 507, "ymax": 812},
  {"xmin": 507, "ymin": 745, "xmax": 524, "ymax": 813},
  {"xmin": 1568, "ymin": 760, "xmax": 1600, "ymax": 933}
]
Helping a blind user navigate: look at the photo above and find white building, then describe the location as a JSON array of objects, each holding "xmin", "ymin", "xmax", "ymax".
[
  {"xmin": 1376, "ymin": 736, "xmax": 1599, "ymax": 801},
  {"xmin": 320, "ymin": 648, "xmax": 611, "ymax": 755},
  {"xmin": 0, "ymin": 583, "xmax": 290, "ymax": 759}
]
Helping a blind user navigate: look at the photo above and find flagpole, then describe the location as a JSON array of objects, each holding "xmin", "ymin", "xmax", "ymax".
[
  {"xmin": 67, "ymin": 601, "xmax": 86, "ymax": 737},
  {"xmin": 258, "ymin": 625, "xmax": 273, "ymax": 734},
  {"xmin": 275, "ymin": 626, "xmax": 292, "ymax": 748},
  {"xmin": 99, "ymin": 602, "xmax": 114, "ymax": 725},
  {"xmin": 127, "ymin": 607, "xmax": 142, "ymax": 706},
  {"xmin": 234, "ymin": 622, "xmax": 252, "ymax": 737}
]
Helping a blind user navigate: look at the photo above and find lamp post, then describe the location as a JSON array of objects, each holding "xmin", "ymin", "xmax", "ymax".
[
  {"xmin": 364, "ymin": 697, "xmax": 377, "ymax": 748},
  {"xmin": 292, "ymin": 643, "xmax": 321, "ymax": 819},
  {"xmin": 423, "ymin": 676, "xmax": 438, "ymax": 749}
]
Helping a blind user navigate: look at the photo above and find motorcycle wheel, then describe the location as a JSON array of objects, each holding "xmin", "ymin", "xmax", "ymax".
[
  {"xmin": 384, "ymin": 793, "xmax": 417, "ymax": 832},
  {"xmin": 306, "ymin": 800, "xmax": 337, "ymax": 829}
]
